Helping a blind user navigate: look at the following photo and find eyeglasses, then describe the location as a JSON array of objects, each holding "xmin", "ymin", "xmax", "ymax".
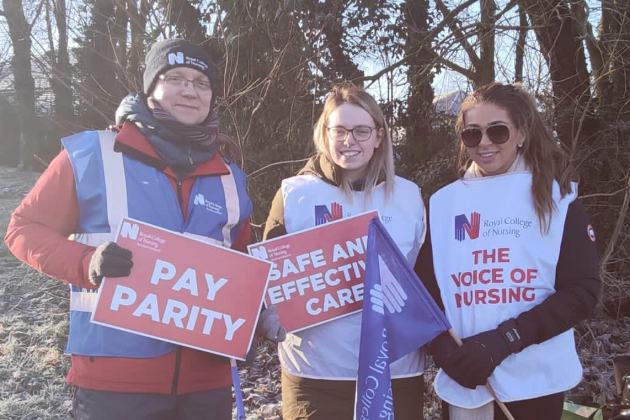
[
  {"xmin": 460, "ymin": 124, "xmax": 511, "ymax": 147},
  {"xmin": 327, "ymin": 125, "xmax": 376, "ymax": 142},
  {"xmin": 159, "ymin": 75, "xmax": 212, "ymax": 93}
]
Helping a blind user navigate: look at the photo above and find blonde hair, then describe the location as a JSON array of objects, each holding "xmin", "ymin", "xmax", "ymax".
[
  {"xmin": 455, "ymin": 82, "xmax": 576, "ymax": 233},
  {"xmin": 313, "ymin": 85, "xmax": 395, "ymax": 199}
]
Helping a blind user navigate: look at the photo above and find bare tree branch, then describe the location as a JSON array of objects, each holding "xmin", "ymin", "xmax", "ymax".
[
  {"xmin": 572, "ymin": 0, "xmax": 606, "ymax": 97},
  {"xmin": 601, "ymin": 169, "xmax": 630, "ymax": 271},
  {"xmin": 26, "ymin": 0, "xmax": 46, "ymax": 36},
  {"xmin": 438, "ymin": 57, "xmax": 477, "ymax": 80},
  {"xmin": 356, "ymin": 0, "xmax": 477, "ymax": 83},
  {"xmin": 495, "ymin": 24, "xmax": 543, "ymax": 30},
  {"xmin": 494, "ymin": 0, "xmax": 519, "ymax": 21},
  {"xmin": 435, "ymin": 0, "xmax": 480, "ymax": 71}
]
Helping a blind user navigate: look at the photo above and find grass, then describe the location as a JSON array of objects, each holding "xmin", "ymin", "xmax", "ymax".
[{"xmin": 0, "ymin": 268, "xmax": 73, "ymax": 420}]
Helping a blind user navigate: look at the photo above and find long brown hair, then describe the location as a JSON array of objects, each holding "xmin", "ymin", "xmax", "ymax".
[
  {"xmin": 313, "ymin": 84, "xmax": 395, "ymax": 199},
  {"xmin": 456, "ymin": 82, "xmax": 576, "ymax": 233}
]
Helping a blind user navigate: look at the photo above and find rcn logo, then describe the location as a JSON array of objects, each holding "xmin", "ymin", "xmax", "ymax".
[
  {"xmin": 194, "ymin": 193, "xmax": 223, "ymax": 215},
  {"xmin": 454, "ymin": 212, "xmax": 481, "ymax": 242},
  {"xmin": 167, "ymin": 52, "xmax": 209, "ymax": 70},
  {"xmin": 194, "ymin": 193, "xmax": 205, "ymax": 206},
  {"xmin": 120, "ymin": 221, "xmax": 139, "ymax": 240},
  {"xmin": 168, "ymin": 52, "xmax": 185, "ymax": 66},
  {"xmin": 314, "ymin": 202, "xmax": 343, "ymax": 226},
  {"xmin": 249, "ymin": 245, "xmax": 269, "ymax": 260}
]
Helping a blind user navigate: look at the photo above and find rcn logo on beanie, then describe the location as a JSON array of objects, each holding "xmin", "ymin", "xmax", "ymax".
[{"xmin": 167, "ymin": 52, "xmax": 209, "ymax": 72}]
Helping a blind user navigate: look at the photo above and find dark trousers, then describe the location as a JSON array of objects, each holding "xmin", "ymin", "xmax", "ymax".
[
  {"xmin": 71, "ymin": 386, "xmax": 232, "ymax": 420},
  {"xmin": 442, "ymin": 392, "xmax": 565, "ymax": 420},
  {"xmin": 281, "ymin": 371, "xmax": 424, "ymax": 420},
  {"xmin": 494, "ymin": 392, "xmax": 564, "ymax": 420}
]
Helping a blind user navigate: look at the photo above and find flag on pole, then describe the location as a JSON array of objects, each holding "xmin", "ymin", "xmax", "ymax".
[{"xmin": 355, "ymin": 217, "xmax": 451, "ymax": 420}]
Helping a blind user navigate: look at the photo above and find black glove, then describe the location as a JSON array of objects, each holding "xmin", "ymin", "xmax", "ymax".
[
  {"xmin": 441, "ymin": 319, "xmax": 523, "ymax": 389},
  {"xmin": 257, "ymin": 305, "xmax": 287, "ymax": 342},
  {"xmin": 89, "ymin": 242, "xmax": 133, "ymax": 286},
  {"xmin": 429, "ymin": 330, "xmax": 460, "ymax": 369}
]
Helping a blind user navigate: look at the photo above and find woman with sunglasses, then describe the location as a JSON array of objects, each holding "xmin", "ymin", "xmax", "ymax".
[
  {"xmin": 263, "ymin": 84, "xmax": 427, "ymax": 419},
  {"xmin": 415, "ymin": 82, "xmax": 600, "ymax": 420}
]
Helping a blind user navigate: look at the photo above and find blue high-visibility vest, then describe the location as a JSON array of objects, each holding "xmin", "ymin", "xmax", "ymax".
[{"xmin": 63, "ymin": 130, "xmax": 252, "ymax": 357}]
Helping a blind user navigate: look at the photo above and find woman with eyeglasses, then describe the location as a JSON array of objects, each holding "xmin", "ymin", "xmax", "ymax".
[
  {"xmin": 5, "ymin": 38, "xmax": 285, "ymax": 420},
  {"xmin": 415, "ymin": 82, "xmax": 600, "ymax": 420},
  {"xmin": 263, "ymin": 84, "xmax": 427, "ymax": 419}
]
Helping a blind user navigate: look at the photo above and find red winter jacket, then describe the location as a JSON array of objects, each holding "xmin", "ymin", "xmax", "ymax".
[{"xmin": 4, "ymin": 122, "xmax": 252, "ymax": 394}]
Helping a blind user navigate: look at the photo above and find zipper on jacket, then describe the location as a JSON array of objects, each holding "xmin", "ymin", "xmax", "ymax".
[
  {"xmin": 176, "ymin": 179, "xmax": 185, "ymax": 218},
  {"xmin": 171, "ymin": 180, "xmax": 185, "ymax": 395},
  {"xmin": 171, "ymin": 346, "xmax": 182, "ymax": 395}
]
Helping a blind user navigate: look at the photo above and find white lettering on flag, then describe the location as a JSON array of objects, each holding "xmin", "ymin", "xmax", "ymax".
[{"xmin": 369, "ymin": 257, "xmax": 408, "ymax": 314}]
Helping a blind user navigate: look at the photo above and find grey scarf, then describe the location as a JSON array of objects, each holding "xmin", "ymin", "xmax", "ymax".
[{"xmin": 115, "ymin": 93, "xmax": 220, "ymax": 179}]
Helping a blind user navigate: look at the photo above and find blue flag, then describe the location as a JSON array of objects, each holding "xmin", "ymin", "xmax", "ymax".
[{"xmin": 355, "ymin": 217, "xmax": 451, "ymax": 420}]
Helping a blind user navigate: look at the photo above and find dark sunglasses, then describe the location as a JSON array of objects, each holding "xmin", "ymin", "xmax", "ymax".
[{"xmin": 460, "ymin": 124, "xmax": 510, "ymax": 147}]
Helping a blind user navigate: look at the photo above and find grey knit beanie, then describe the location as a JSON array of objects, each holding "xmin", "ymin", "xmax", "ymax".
[{"xmin": 143, "ymin": 39, "xmax": 218, "ymax": 95}]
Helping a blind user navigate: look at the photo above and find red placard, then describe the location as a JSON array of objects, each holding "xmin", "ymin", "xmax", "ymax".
[
  {"xmin": 91, "ymin": 217, "xmax": 271, "ymax": 360},
  {"xmin": 247, "ymin": 211, "xmax": 378, "ymax": 333}
]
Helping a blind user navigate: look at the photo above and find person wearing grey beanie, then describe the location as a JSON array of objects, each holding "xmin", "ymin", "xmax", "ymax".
[
  {"xmin": 115, "ymin": 38, "xmax": 233, "ymax": 174},
  {"xmin": 4, "ymin": 37, "xmax": 285, "ymax": 420},
  {"xmin": 142, "ymin": 39, "xmax": 219, "ymax": 98}
]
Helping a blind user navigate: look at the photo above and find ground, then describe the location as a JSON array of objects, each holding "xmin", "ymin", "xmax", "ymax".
[{"xmin": 0, "ymin": 165, "xmax": 628, "ymax": 419}]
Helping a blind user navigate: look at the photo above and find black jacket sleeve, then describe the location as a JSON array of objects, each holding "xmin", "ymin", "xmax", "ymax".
[
  {"xmin": 514, "ymin": 199, "xmax": 601, "ymax": 348},
  {"xmin": 414, "ymin": 206, "xmax": 446, "ymax": 311}
]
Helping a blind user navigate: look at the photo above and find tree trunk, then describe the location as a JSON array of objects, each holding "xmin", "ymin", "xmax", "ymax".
[
  {"xmin": 604, "ymin": 0, "xmax": 630, "ymax": 121},
  {"xmin": 3, "ymin": 0, "xmax": 37, "ymax": 170},
  {"xmin": 128, "ymin": 0, "xmax": 149, "ymax": 91},
  {"xmin": 81, "ymin": 0, "xmax": 125, "ymax": 127},
  {"xmin": 51, "ymin": 0, "xmax": 73, "ymax": 134},
  {"xmin": 478, "ymin": 0, "xmax": 496, "ymax": 86},
  {"xmin": 320, "ymin": 0, "xmax": 364, "ymax": 82},
  {"xmin": 572, "ymin": 0, "xmax": 606, "ymax": 100},
  {"xmin": 514, "ymin": 5, "xmax": 527, "ymax": 83},
  {"xmin": 518, "ymin": 0, "xmax": 599, "ymax": 154},
  {"xmin": 403, "ymin": 0, "xmax": 435, "ymax": 151},
  {"xmin": 159, "ymin": 0, "xmax": 206, "ymax": 45},
  {"xmin": 112, "ymin": 0, "xmax": 129, "ymax": 92}
]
